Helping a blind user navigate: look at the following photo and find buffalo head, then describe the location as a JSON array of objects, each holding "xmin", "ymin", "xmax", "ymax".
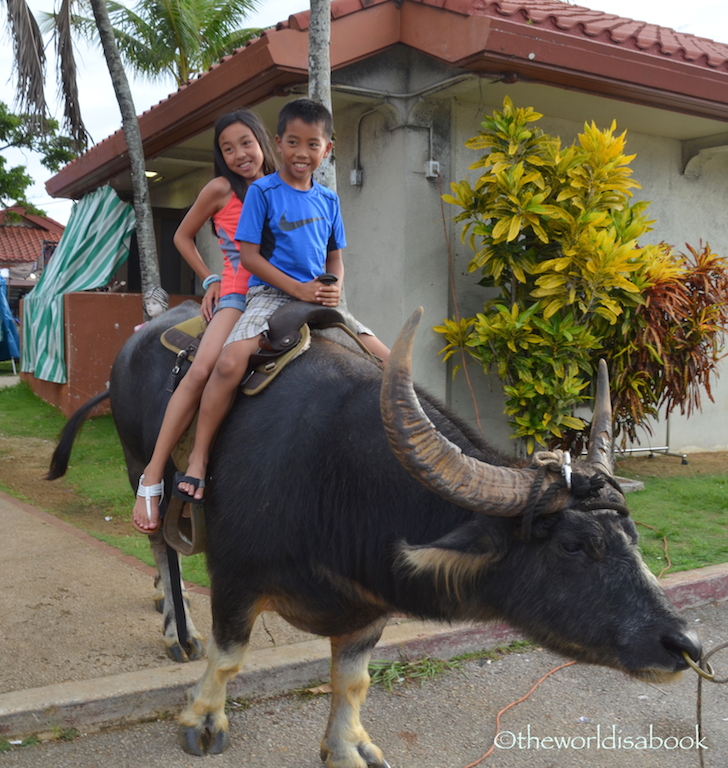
[{"xmin": 380, "ymin": 307, "xmax": 701, "ymax": 681}]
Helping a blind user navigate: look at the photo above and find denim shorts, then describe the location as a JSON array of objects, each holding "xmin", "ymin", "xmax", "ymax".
[{"xmin": 214, "ymin": 292, "xmax": 247, "ymax": 314}]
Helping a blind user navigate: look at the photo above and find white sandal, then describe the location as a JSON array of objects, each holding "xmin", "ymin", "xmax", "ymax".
[{"xmin": 134, "ymin": 474, "xmax": 164, "ymax": 533}]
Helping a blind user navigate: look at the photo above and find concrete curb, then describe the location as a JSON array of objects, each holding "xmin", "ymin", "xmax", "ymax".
[{"xmin": 2, "ymin": 563, "xmax": 728, "ymax": 741}]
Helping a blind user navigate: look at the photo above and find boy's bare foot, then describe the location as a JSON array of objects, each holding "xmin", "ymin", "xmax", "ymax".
[{"xmin": 133, "ymin": 474, "xmax": 164, "ymax": 534}]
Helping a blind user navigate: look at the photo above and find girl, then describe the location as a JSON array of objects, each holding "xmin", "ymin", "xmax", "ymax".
[{"xmin": 132, "ymin": 109, "xmax": 278, "ymax": 533}]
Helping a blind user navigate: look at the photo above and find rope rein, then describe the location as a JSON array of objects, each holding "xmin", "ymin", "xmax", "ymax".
[
  {"xmin": 685, "ymin": 642, "xmax": 728, "ymax": 768},
  {"xmin": 521, "ymin": 450, "xmax": 629, "ymax": 538}
]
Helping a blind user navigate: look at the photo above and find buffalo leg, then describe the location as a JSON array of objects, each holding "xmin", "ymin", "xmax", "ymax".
[
  {"xmin": 149, "ymin": 530, "xmax": 205, "ymax": 662},
  {"xmin": 320, "ymin": 616, "xmax": 390, "ymax": 768},
  {"xmin": 177, "ymin": 635, "xmax": 249, "ymax": 755}
]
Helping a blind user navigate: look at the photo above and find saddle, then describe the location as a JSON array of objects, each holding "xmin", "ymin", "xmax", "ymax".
[
  {"xmin": 159, "ymin": 301, "xmax": 373, "ymax": 555},
  {"xmin": 161, "ymin": 302, "xmax": 372, "ymax": 397}
]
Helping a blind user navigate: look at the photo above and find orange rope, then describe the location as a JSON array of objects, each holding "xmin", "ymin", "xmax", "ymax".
[{"xmin": 461, "ymin": 660, "xmax": 577, "ymax": 768}]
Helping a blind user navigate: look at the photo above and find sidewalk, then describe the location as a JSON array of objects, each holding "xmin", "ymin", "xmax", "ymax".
[{"xmin": 1, "ymin": 489, "xmax": 728, "ymax": 742}]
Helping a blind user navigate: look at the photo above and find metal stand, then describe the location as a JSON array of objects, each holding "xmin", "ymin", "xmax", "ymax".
[{"xmin": 617, "ymin": 417, "xmax": 688, "ymax": 465}]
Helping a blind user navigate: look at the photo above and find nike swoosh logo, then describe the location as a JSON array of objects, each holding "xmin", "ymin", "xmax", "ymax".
[{"xmin": 279, "ymin": 213, "xmax": 324, "ymax": 231}]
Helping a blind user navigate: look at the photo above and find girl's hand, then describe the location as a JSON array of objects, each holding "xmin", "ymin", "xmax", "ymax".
[{"xmin": 200, "ymin": 282, "xmax": 220, "ymax": 322}]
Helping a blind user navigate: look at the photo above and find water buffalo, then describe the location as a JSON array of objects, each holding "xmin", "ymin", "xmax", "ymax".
[{"xmin": 50, "ymin": 301, "xmax": 700, "ymax": 768}]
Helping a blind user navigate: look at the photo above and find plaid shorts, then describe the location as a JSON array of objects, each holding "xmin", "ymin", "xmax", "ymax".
[{"xmin": 224, "ymin": 285, "xmax": 373, "ymax": 346}]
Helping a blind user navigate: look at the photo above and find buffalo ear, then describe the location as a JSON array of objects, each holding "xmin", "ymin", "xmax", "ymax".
[
  {"xmin": 418, "ymin": 519, "xmax": 505, "ymax": 556},
  {"xmin": 398, "ymin": 520, "xmax": 506, "ymax": 594}
]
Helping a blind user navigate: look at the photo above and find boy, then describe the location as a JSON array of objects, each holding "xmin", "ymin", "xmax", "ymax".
[{"xmin": 177, "ymin": 98, "xmax": 388, "ymax": 500}]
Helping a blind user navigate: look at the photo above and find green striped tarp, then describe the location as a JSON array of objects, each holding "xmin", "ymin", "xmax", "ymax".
[{"xmin": 21, "ymin": 185, "xmax": 135, "ymax": 383}]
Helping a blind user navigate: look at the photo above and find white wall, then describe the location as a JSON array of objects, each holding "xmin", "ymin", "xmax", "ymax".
[{"xmin": 336, "ymin": 99, "xmax": 453, "ymax": 401}]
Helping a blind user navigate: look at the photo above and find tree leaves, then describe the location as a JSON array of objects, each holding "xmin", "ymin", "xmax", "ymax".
[
  {"xmin": 49, "ymin": 0, "xmax": 260, "ymax": 87},
  {"xmin": 0, "ymin": 101, "xmax": 77, "ymax": 209}
]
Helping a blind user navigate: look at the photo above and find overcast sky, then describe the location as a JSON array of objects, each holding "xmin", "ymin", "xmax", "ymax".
[{"xmin": 1, "ymin": 0, "xmax": 727, "ymax": 225}]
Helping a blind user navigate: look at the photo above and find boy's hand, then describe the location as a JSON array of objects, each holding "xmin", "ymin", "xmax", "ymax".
[
  {"xmin": 315, "ymin": 279, "xmax": 341, "ymax": 307},
  {"xmin": 295, "ymin": 279, "xmax": 340, "ymax": 306}
]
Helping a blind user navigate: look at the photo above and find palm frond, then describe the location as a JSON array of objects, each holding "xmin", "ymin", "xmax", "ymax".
[
  {"xmin": 5, "ymin": 0, "xmax": 48, "ymax": 124},
  {"xmin": 55, "ymin": 0, "xmax": 90, "ymax": 149}
]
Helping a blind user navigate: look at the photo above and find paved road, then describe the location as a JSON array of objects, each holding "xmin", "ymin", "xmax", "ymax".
[{"xmin": 3, "ymin": 601, "xmax": 728, "ymax": 768}]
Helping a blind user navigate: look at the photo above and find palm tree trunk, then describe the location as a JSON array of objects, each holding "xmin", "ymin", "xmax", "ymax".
[
  {"xmin": 88, "ymin": 0, "xmax": 160, "ymax": 299},
  {"xmin": 308, "ymin": 0, "xmax": 335, "ymax": 191}
]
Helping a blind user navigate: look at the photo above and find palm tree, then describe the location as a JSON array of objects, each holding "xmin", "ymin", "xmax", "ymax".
[
  {"xmin": 4, "ymin": 0, "xmax": 87, "ymax": 148},
  {"xmin": 36, "ymin": 0, "xmax": 260, "ymax": 299},
  {"xmin": 3, "ymin": 0, "xmax": 164, "ymax": 299},
  {"xmin": 87, "ymin": 0, "xmax": 160, "ymax": 294},
  {"xmin": 44, "ymin": 0, "xmax": 260, "ymax": 87},
  {"xmin": 308, "ymin": 0, "xmax": 334, "ymax": 190}
]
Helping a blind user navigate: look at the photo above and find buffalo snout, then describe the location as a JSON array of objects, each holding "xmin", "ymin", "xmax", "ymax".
[{"xmin": 662, "ymin": 629, "xmax": 702, "ymax": 665}]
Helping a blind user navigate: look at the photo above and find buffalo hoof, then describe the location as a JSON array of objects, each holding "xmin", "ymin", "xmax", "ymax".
[
  {"xmin": 166, "ymin": 635, "xmax": 205, "ymax": 663},
  {"xmin": 320, "ymin": 742, "xmax": 389, "ymax": 768},
  {"xmin": 186, "ymin": 636, "xmax": 206, "ymax": 661},
  {"xmin": 154, "ymin": 597, "xmax": 165, "ymax": 614},
  {"xmin": 178, "ymin": 721, "xmax": 230, "ymax": 756},
  {"xmin": 167, "ymin": 641, "xmax": 190, "ymax": 663}
]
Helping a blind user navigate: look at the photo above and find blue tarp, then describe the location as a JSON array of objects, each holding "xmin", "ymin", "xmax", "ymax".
[{"xmin": 0, "ymin": 273, "xmax": 20, "ymax": 362}]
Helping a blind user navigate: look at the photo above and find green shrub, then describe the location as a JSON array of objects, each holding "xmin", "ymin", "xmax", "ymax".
[{"xmin": 437, "ymin": 97, "xmax": 728, "ymax": 451}]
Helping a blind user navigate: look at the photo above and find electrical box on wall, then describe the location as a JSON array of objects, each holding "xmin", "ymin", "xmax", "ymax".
[
  {"xmin": 425, "ymin": 160, "xmax": 440, "ymax": 178},
  {"xmin": 350, "ymin": 169, "xmax": 363, "ymax": 186}
]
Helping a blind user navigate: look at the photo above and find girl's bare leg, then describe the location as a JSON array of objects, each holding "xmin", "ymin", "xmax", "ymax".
[
  {"xmin": 178, "ymin": 336, "xmax": 261, "ymax": 501},
  {"xmin": 132, "ymin": 308, "xmax": 242, "ymax": 532}
]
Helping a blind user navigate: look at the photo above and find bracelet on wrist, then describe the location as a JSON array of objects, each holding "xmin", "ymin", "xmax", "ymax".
[{"xmin": 202, "ymin": 274, "xmax": 222, "ymax": 291}]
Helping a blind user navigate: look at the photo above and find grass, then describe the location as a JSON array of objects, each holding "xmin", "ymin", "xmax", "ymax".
[
  {"xmin": 289, "ymin": 641, "xmax": 538, "ymax": 699},
  {"xmin": 452, "ymin": 639, "xmax": 536, "ymax": 663},
  {"xmin": 0, "ymin": 381, "xmax": 130, "ymax": 512},
  {"xmin": 0, "ymin": 360, "xmax": 17, "ymax": 376},
  {"xmin": 627, "ymin": 475, "xmax": 728, "ymax": 575},
  {"xmin": 368, "ymin": 656, "xmax": 464, "ymax": 692},
  {"xmin": 93, "ymin": 531, "xmax": 211, "ymax": 587}
]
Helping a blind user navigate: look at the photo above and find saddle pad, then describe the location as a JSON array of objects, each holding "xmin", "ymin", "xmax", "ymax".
[
  {"xmin": 242, "ymin": 323, "xmax": 311, "ymax": 396},
  {"xmin": 160, "ymin": 315, "xmax": 207, "ymax": 361}
]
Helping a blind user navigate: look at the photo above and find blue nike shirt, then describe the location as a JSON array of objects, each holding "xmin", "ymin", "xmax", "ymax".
[{"xmin": 235, "ymin": 171, "xmax": 347, "ymax": 289}]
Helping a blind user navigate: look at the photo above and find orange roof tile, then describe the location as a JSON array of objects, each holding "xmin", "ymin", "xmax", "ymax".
[{"xmin": 0, "ymin": 207, "xmax": 64, "ymax": 265}]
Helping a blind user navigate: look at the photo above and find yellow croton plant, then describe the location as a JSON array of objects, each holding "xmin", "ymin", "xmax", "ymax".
[{"xmin": 437, "ymin": 97, "xmax": 728, "ymax": 453}]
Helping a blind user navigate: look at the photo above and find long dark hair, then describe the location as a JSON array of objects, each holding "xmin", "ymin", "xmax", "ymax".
[{"xmin": 213, "ymin": 109, "xmax": 278, "ymax": 203}]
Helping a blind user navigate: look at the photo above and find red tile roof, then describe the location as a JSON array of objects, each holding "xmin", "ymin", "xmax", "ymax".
[
  {"xmin": 486, "ymin": 0, "xmax": 728, "ymax": 68},
  {"xmin": 280, "ymin": 0, "xmax": 728, "ymax": 70},
  {"xmin": 47, "ymin": 0, "xmax": 728, "ymax": 199},
  {"xmin": 0, "ymin": 207, "xmax": 64, "ymax": 265}
]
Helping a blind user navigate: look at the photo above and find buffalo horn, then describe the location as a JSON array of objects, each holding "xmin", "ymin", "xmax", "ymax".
[
  {"xmin": 585, "ymin": 359, "xmax": 615, "ymax": 476},
  {"xmin": 380, "ymin": 308, "xmax": 571, "ymax": 517}
]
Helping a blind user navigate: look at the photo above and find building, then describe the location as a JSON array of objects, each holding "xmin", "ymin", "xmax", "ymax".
[
  {"xmin": 0, "ymin": 206, "xmax": 64, "ymax": 317},
  {"xmin": 45, "ymin": 0, "xmax": 728, "ymax": 453}
]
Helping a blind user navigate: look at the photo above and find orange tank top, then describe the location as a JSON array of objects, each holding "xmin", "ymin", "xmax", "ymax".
[{"xmin": 211, "ymin": 193, "xmax": 252, "ymax": 297}]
